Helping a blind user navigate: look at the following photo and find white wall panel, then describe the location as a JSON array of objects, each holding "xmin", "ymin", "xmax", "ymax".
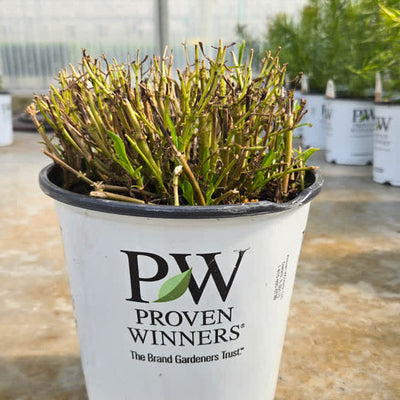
[{"xmin": 0, "ymin": 0, "xmax": 307, "ymax": 92}]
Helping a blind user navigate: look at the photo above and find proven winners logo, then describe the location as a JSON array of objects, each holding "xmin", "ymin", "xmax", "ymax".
[
  {"xmin": 120, "ymin": 249, "xmax": 249, "ymax": 356},
  {"xmin": 121, "ymin": 249, "xmax": 249, "ymax": 304}
]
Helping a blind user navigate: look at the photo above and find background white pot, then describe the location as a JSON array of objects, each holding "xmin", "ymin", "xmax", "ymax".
[
  {"xmin": 0, "ymin": 91, "xmax": 13, "ymax": 146},
  {"xmin": 324, "ymin": 98, "xmax": 375, "ymax": 165},
  {"xmin": 373, "ymin": 103, "xmax": 400, "ymax": 186},
  {"xmin": 295, "ymin": 93, "xmax": 326, "ymax": 149},
  {"xmin": 40, "ymin": 165, "xmax": 322, "ymax": 400}
]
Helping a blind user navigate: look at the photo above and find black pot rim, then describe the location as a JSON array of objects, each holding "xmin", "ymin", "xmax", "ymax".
[
  {"xmin": 300, "ymin": 92, "xmax": 325, "ymax": 97},
  {"xmin": 374, "ymin": 101, "xmax": 400, "ymax": 106},
  {"xmin": 324, "ymin": 97, "xmax": 374, "ymax": 102},
  {"xmin": 39, "ymin": 164, "xmax": 323, "ymax": 219}
]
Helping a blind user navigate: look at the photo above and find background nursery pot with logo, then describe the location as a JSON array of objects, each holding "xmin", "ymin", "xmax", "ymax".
[
  {"xmin": 299, "ymin": 91, "xmax": 326, "ymax": 150},
  {"xmin": 324, "ymin": 94, "xmax": 376, "ymax": 165},
  {"xmin": 0, "ymin": 91, "xmax": 13, "ymax": 146},
  {"xmin": 372, "ymin": 5, "xmax": 400, "ymax": 186},
  {"xmin": 294, "ymin": 77, "xmax": 326, "ymax": 150},
  {"xmin": 373, "ymin": 102, "xmax": 400, "ymax": 186},
  {"xmin": 29, "ymin": 43, "xmax": 322, "ymax": 400}
]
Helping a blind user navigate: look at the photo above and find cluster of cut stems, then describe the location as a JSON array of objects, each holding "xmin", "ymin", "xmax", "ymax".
[{"xmin": 27, "ymin": 42, "xmax": 317, "ymax": 206}]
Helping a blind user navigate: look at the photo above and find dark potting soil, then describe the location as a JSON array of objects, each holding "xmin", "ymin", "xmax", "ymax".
[{"xmin": 48, "ymin": 164, "xmax": 318, "ymax": 206}]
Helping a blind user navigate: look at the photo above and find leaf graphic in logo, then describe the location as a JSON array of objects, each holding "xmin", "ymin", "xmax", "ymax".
[{"xmin": 154, "ymin": 269, "xmax": 192, "ymax": 303}]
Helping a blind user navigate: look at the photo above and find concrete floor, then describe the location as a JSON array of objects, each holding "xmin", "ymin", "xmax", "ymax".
[{"xmin": 1, "ymin": 132, "xmax": 399, "ymax": 400}]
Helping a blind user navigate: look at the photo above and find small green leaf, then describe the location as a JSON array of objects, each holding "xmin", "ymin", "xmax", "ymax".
[
  {"xmin": 238, "ymin": 41, "xmax": 245, "ymax": 65},
  {"xmin": 262, "ymin": 150, "xmax": 276, "ymax": 168},
  {"xmin": 107, "ymin": 130, "xmax": 137, "ymax": 179},
  {"xmin": 252, "ymin": 170, "xmax": 266, "ymax": 190},
  {"xmin": 154, "ymin": 269, "xmax": 192, "ymax": 303},
  {"xmin": 182, "ymin": 180, "xmax": 194, "ymax": 205},
  {"xmin": 301, "ymin": 147, "xmax": 319, "ymax": 163},
  {"xmin": 206, "ymin": 184, "xmax": 215, "ymax": 204},
  {"xmin": 359, "ymin": 114, "xmax": 368, "ymax": 122},
  {"xmin": 164, "ymin": 113, "xmax": 178, "ymax": 149}
]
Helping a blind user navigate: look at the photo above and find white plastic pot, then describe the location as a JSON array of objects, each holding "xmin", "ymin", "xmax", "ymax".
[
  {"xmin": 373, "ymin": 103, "xmax": 400, "ymax": 186},
  {"xmin": 0, "ymin": 91, "xmax": 13, "ymax": 146},
  {"xmin": 324, "ymin": 98, "xmax": 375, "ymax": 165},
  {"xmin": 297, "ymin": 93, "xmax": 326, "ymax": 149},
  {"xmin": 39, "ymin": 165, "xmax": 322, "ymax": 400}
]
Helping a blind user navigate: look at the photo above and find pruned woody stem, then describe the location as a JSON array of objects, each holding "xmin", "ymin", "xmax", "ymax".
[{"xmin": 27, "ymin": 42, "xmax": 318, "ymax": 206}]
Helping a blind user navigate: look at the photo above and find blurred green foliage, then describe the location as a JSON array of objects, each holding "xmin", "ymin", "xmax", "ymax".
[
  {"xmin": 238, "ymin": 0, "xmax": 400, "ymax": 98},
  {"xmin": 378, "ymin": 3, "xmax": 400, "ymax": 97}
]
